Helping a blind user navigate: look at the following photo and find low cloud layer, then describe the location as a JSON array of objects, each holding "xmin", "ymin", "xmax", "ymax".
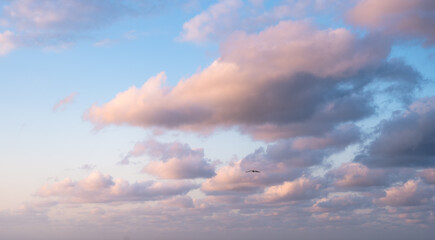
[{"xmin": 37, "ymin": 172, "xmax": 198, "ymax": 203}]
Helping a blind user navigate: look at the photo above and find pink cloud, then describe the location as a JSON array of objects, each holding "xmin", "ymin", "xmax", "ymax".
[
  {"xmin": 160, "ymin": 195, "xmax": 194, "ymax": 208},
  {"xmin": 143, "ymin": 156, "xmax": 215, "ymax": 179},
  {"xmin": 330, "ymin": 162, "xmax": 386, "ymax": 188},
  {"xmin": 347, "ymin": 0, "xmax": 435, "ymax": 46},
  {"xmin": 0, "ymin": 30, "xmax": 15, "ymax": 55},
  {"xmin": 246, "ymin": 177, "xmax": 323, "ymax": 204},
  {"xmin": 37, "ymin": 172, "xmax": 198, "ymax": 203},
  {"xmin": 311, "ymin": 193, "xmax": 371, "ymax": 212},
  {"xmin": 202, "ymin": 124, "xmax": 360, "ymax": 194},
  {"xmin": 420, "ymin": 169, "xmax": 435, "ymax": 184},
  {"xmin": 377, "ymin": 180, "xmax": 432, "ymax": 206},
  {"xmin": 201, "ymin": 159, "xmax": 289, "ymax": 193},
  {"xmin": 53, "ymin": 92, "xmax": 78, "ymax": 112},
  {"xmin": 180, "ymin": 0, "xmax": 243, "ymax": 42},
  {"xmin": 85, "ymin": 20, "xmax": 401, "ymax": 140},
  {"xmin": 122, "ymin": 140, "xmax": 215, "ymax": 179}
]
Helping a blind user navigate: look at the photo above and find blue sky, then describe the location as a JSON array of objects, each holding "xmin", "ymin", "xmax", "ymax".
[{"xmin": 1, "ymin": 1, "xmax": 435, "ymax": 239}]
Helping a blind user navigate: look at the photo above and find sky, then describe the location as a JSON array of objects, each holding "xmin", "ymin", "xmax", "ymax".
[{"xmin": 0, "ymin": 0, "xmax": 435, "ymax": 239}]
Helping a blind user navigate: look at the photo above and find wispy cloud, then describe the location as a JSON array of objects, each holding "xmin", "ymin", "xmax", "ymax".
[
  {"xmin": 53, "ymin": 92, "xmax": 77, "ymax": 112},
  {"xmin": 0, "ymin": 30, "xmax": 15, "ymax": 55},
  {"xmin": 93, "ymin": 38, "xmax": 117, "ymax": 47},
  {"xmin": 0, "ymin": 0, "xmax": 173, "ymax": 54}
]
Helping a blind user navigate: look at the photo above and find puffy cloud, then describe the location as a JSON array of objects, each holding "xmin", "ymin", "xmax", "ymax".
[
  {"xmin": 0, "ymin": 30, "xmax": 15, "ymax": 55},
  {"xmin": 37, "ymin": 172, "xmax": 198, "ymax": 203},
  {"xmin": 202, "ymin": 124, "xmax": 360, "ymax": 194},
  {"xmin": 180, "ymin": 0, "xmax": 243, "ymax": 42},
  {"xmin": 329, "ymin": 162, "xmax": 387, "ymax": 188},
  {"xmin": 122, "ymin": 140, "xmax": 215, "ymax": 179},
  {"xmin": 52, "ymin": 92, "xmax": 78, "ymax": 112},
  {"xmin": 246, "ymin": 177, "xmax": 323, "ymax": 204},
  {"xmin": 377, "ymin": 180, "xmax": 433, "ymax": 207},
  {"xmin": 85, "ymin": 20, "xmax": 419, "ymax": 140},
  {"xmin": 144, "ymin": 157, "xmax": 215, "ymax": 179},
  {"xmin": 420, "ymin": 169, "xmax": 435, "ymax": 185},
  {"xmin": 357, "ymin": 96, "xmax": 435, "ymax": 167},
  {"xmin": 347, "ymin": 0, "xmax": 435, "ymax": 46},
  {"xmin": 201, "ymin": 158, "xmax": 296, "ymax": 194}
]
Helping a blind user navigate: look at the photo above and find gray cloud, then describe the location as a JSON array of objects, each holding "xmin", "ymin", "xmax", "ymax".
[{"xmin": 356, "ymin": 96, "xmax": 435, "ymax": 167}]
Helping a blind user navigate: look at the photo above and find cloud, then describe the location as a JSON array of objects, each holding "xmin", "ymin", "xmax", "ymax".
[
  {"xmin": 201, "ymin": 125, "xmax": 357, "ymax": 194},
  {"xmin": 201, "ymin": 158, "xmax": 300, "ymax": 194},
  {"xmin": 420, "ymin": 169, "xmax": 435, "ymax": 184},
  {"xmin": 357, "ymin": 96, "xmax": 435, "ymax": 167},
  {"xmin": 122, "ymin": 140, "xmax": 215, "ymax": 179},
  {"xmin": 264, "ymin": 123, "xmax": 361, "ymax": 167},
  {"xmin": 160, "ymin": 195, "xmax": 195, "ymax": 208},
  {"xmin": 347, "ymin": 0, "xmax": 435, "ymax": 46},
  {"xmin": 85, "ymin": 20, "xmax": 420, "ymax": 140},
  {"xmin": 179, "ymin": 0, "xmax": 354, "ymax": 43},
  {"xmin": 377, "ymin": 179, "xmax": 433, "ymax": 207},
  {"xmin": 180, "ymin": 0, "xmax": 243, "ymax": 42},
  {"xmin": 0, "ymin": 0, "xmax": 171, "ymax": 51},
  {"xmin": 329, "ymin": 162, "xmax": 387, "ymax": 188},
  {"xmin": 246, "ymin": 177, "xmax": 323, "ymax": 204},
  {"xmin": 52, "ymin": 92, "xmax": 78, "ymax": 112},
  {"xmin": 37, "ymin": 172, "xmax": 198, "ymax": 203},
  {"xmin": 78, "ymin": 164, "xmax": 96, "ymax": 171},
  {"xmin": 93, "ymin": 38, "xmax": 116, "ymax": 47},
  {"xmin": 311, "ymin": 193, "xmax": 372, "ymax": 212},
  {"xmin": 0, "ymin": 30, "xmax": 15, "ymax": 55}
]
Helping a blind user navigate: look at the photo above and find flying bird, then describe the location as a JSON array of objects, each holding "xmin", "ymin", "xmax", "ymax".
[{"xmin": 245, "ymin": 170, "xmax": 260, "ymax": 173}]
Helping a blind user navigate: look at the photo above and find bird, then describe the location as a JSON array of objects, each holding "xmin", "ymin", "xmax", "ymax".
[{"xmin": 245, "ymin": 170, "xmax": 260, "ymax": 173}]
